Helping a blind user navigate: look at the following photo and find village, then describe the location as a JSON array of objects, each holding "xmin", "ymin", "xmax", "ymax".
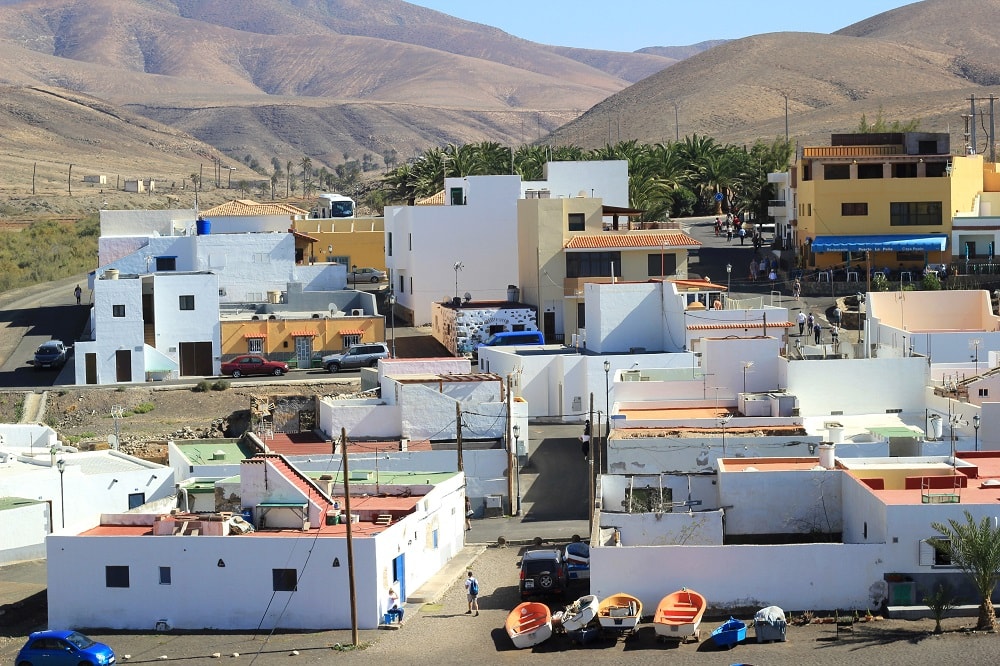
[{"xmin": 5, "ymin": 127, "xmax": 1000, "ymax": 661}]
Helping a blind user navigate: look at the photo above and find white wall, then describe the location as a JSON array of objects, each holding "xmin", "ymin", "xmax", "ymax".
[
  {"xmin": 608, "ymin": 435, "xmax": 817, "ymax": 475},
  {"xmin": 591, "ymin": 542, "xmax": 885, "ymax": 613},
  {"xmin": 522, "ymin": 161, "xmax": 629, "ymax": 206},
  {"xmin": 604, "ymin": 510, "xmax": 725, "ymax": 546},
  {"xmin": 152, "ymin": 273, "xmax": 221, "ymax": 376},
  {"xmin": 720, "ymin": 468, "xmax": 843, "ymax": 535},
  {"xmin": 702, "ymin": 337, "xmax": 784, "ymax": 396},
  {"xmin": 786, "ymin": 356, "xmax": 929, "ymax": 416},
  {"xmin": 600, "ymin": 474, "xmax": 718, "ymax": 513},
  {"xmin": 587, "ymin": 282, "xmax": 667, "ymax": 353},
  {"xmin": 0, "ymin": 502, "xmax": 49, "ymax": 564},
  {"xmin": 74, "ymin": 277, "xmax": 145, "ymax": 384}
]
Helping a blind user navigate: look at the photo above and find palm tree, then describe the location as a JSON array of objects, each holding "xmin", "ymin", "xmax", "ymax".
[
  {"xmin": 285, "ymin": 160, "xmax": 293, "ymax": 198},
  {"xmin": 929, "ymin": 511, "xmax": 1000, "ymax": 631},
  {"xmin": 300, "ymin": 157, "xmax": 314, "ymax": 198}
]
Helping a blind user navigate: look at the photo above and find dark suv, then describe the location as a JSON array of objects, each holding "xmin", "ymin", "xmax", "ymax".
[
  {"xmin": 323, "ymin": 342, "xmax": 390, "ymax": 372},
  {"xmin": 518, "ymin": 549, "xmax": 568, "ymax": 600}
]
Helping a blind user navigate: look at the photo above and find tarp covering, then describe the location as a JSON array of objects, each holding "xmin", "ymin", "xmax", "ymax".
[
  {"xmin": 810, "ymin": 234, "xmax": 947, "ymax": 253},
  {"xmin": 867, "ymin": 425, "xmax": 925, "ymax": 438}
]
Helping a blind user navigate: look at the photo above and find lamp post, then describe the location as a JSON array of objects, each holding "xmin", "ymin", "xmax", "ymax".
[
  {"xmin": 512, "ymin": 424, "xmax": 522, "ymax": 516},
  {"xmin": 974, "ymin": 414, "xmax": 981, "ymax": 451},
  {"xmin": 603, "ymin": 359, "xmax": 611, "ymax": 475},
  {"xmin": 970, "ymin": 338, "xmax": 982, "ymax": 375},
  {"xmin": 726, "ymin": 263, "xmax": 732, "ymax": 297},
  {"xmin": 781, "ymin": 92, "xmax": 789, "ymax": 144},
  {"xmin": 387, "ymin": 292, "xmax": 396, "ymax": 358},
  {"xmin": 453, "ymin": 261, "xmax": 463, "ymax": 301},
  {"xmin": 56, "ymin": 459, "xmax": 66, "ymax": 529},
  {"xmin": 672, "ymin": 101, "xmax": 679, "ymax": 142}
]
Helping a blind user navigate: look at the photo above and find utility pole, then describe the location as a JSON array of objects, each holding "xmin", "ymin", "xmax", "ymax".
[
  {"xmin": 456, "ymin": 401, "xmax": 463, "ymax": 472},
  {"xmin": 588, "ymin": 393, "xmax": 595, "ymax": 534},
  {"xmin": 340, "ymin": 428, "xmax": 359, "ymax": 646},
  {"xmin": 506, "ymin": 374, "xmax": 515, "ymax": 515}
]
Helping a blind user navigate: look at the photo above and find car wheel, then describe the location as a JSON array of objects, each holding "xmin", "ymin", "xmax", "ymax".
[
  {"xmin": 369, "ymin": 359, "xmax": 379, "ymax": 367},
  {"xmin": 272, "ymin": 368, "xmax": 283, "ymax": 376},
  {"xmin": 370, "ymin": 275, "xmax": 380, "ymax": 283},
  {"xmin": 326, "ymin": 363, "xmax": 340, "ymax": 373},
  {"xmin": 539, "ymin": 574, "xmax": 554, "ymax": 590},
  {"xmin": 231, "ymin": 369, "xmax": 242, "ymax": 378}
]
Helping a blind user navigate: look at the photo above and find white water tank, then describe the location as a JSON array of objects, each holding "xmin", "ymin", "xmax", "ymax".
[
  {"xmin": 824, "ymin": 422, "xmax": 844, "ymax": 444},
  {"xmin": 818, "ymin": 443, "xmax": 836, "ymax": 470}
]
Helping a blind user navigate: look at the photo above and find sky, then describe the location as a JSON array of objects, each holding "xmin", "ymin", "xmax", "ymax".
[{"xmin": 406, "ymin": 1, "xmax": 918, "ymax": 52}]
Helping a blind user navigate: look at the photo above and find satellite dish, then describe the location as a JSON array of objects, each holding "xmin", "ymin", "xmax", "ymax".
[
  {"xmin": 328, "ymin": 302, "xmax": 337, "ymax": 314},
  {"xmin": 577, "ymin": 190, "xmax": 587, "ymax": 198},
  {"xmin": 463, "ymin": 292, "xmax": 472, "ymax": 303}
]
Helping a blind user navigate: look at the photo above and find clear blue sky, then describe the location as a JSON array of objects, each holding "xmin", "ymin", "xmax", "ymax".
[{"xmin": 407, "ymin": 1, "xmax": 917, "ymax": 52}]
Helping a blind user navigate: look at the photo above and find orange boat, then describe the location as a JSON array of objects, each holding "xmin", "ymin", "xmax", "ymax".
[
  {"xmin": 505, "ymin": 601, "xmax": 553, "ymax": 649},
  {"xmin": 653, "ymin": 588, "xmax": 707, "ymax": 641}
]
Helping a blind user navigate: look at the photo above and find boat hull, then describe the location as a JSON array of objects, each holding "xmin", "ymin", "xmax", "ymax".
[
  {"xmin": 506, "ymin": 602, "xmax": 553, "ymax": 649},
  {"xmin": 653, "ymin": 588, "xmax": 707, "ymax": 640},
  {"xmin": 597, "ymin": 593, "xmax": 642, "ymax": 631},
  {"xmin": 561, "ymin": 594, "xmax": 598, "ymax": 632},
  {"xmin": 710, "ymin": 617, "xmax": 747, "ymax": 649}
]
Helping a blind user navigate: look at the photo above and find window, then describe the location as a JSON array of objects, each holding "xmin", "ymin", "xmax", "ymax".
[
  {"xmin": 857, "ymin": 163, "xmax": 883, "ymax": 179},
  {"xmin": 980, "ymin": 388, "xmax": 989, "ymax": 397},
  {"xmin": 890, "ymin": 201, "xmax": 942, "ymax": 226},
  {"xmin": 408, "ymin": 233, "xmax": 412, "ymax": 251},
  {"xmin": 248, "ymin": 338, "xmax": 263, "ymax": 354},
  {"xmin": 106, "ymin": 565, "xmax": 130, "ymax": 588},
  {"xmin": 273, "ymin": 568, "xmax": 297, "ymax": 592},
  {"xmin": 387, "ymin": 232, "xmax": 393, "ymax": 257},
  {"xmin": 567, "ymin": 213, "xmax": 585, "ymax": 231},
  {"xmin": 893, "ymin": 163, "xmax": 917, "ymax": 178},
  {"xmin": 450, "ymin": 187, "xmax": 464, "ymax": 206},
  {"xmin": 127, "ymin": 492, "xmax": 145, "ymax": 509},
  {"xmin": 841, "ymin": 203, "xmax": 868, "ymax": 216},
  {"xmin": 179, "ymin": 295, "xmax": 195, "ymax": 311},
  {"xmin": 807, "ymin": 203, "xmax": 812, "ymax": 216},
  {"xmin": 919, "ymin": 539, "xmax": 953, "ymax": 566},
  {"xmin": 112, "ymin": 304, "xmax": 126, "ymax": 318},
  {"xmin": 155, "ymin": 256, "xmax": 177, "ymax": 271},
  {"xmin": 252, "ymin": 253, "xmax": 269, "ymax": 263},
  {"xmin": 647, "ymin": 253, "xmax": 677, "ymax": 277},
  {"xmin": 159, "ymin": 566, "xmax": 172, "ymax": 585},
  {"xmin": 577, "ymin": 302, "xmax": 585, "ymax": 328},
  {"xmin": 824, "ymin": 164, "xmax": 850, "ymax": 180},
  {"xmin": 399, "ymin": 275, "xmax": 404, "ymax": 293},
  {"xmin": 342, "ymin": 334, "xmax": 361, "ymax": 348},
  {"xmin": 565, "ymin": 252, "xmax": 622, "ymax": 278},
  {"xmin": 432, "ymin": 528, "xmax": 439, "ymax": 549}
]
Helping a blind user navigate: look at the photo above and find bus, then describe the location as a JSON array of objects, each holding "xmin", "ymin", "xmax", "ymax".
[{"xmin": 315, "ymin": 193, "xmax": 355, "ymax": 219}]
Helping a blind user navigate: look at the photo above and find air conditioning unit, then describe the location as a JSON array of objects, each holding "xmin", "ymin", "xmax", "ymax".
[{"xmin": 351, "ymin": 308, "xmax": 364, "ymax": 316}]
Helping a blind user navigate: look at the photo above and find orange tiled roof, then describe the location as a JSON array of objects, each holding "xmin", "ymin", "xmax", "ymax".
[
  {"xmin": 243, "ymin": 333, "xmax": 266, "ymax": 339},
  {"xmin": 290, "ymin": 330, "xmax": 318, "ymax": 337},
  {"xmin": 338, "ymin": 329, "xmax": 365, "ymax": 335},
  {"xmin": 415, "ymin": 190, "xmax": 445, "ymax": 206},
  {"xmin": 201, "ymin": 199, "xmax": 309, "ymax": 217},
  {"xmin": 565, "ymin": 232, "xmax": 701, "ymax": 250},
  {"xmin": 686, "ymin": 321, "xmax": 794, "ymax": 330}
]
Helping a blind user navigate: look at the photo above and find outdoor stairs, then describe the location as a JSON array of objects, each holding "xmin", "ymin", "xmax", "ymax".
[
  {"xmin": 251, "ymin": 453, "xmax": 334, "ymax": 516},
  {"xmin": 375, "ymin": 514, "xmax": 392, "ymax": 526}
]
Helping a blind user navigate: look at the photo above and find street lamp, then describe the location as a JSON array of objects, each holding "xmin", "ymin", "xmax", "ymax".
[
  {"xmin": 387, "ymin": 292, "xmax": 396, "ymax": 358},
  {"xmin": 672, "ymin": 101, "xmax": 679, "ymax": 142},
  {"xmin": 453, "ymin": 261, "xmax": 464, "ymax": 301},
  {"xmin": 56, "ymin": 459, "xmax": 66, "ymax": 529},
  {"xmin": 512, "ymin": 424, "xmax": 522, "ymax": 516},
  {"xmin": 726, "ymin": 263, "xmax": 732, "ymax": 296},
  {"xmin": 603, "ymin": 359, "xmax": 611, "ymax": 475},
  {"xmin": 970, "ymin": 338, "xmax": 982, "ymax": 375},
  {"xmin": 720, "ymin": 413, "xmax": 733, "ymax": 458},
  {"xmin": 974, "ymin": 414, "xmax": 981, "ymax": 451}
]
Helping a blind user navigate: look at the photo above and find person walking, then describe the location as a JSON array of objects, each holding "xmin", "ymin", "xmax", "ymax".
[
  {"xmin": 738, "ymin": 227, "xmax": 746, "ymax": 245},
  {"xmin": 768, "ymin": 268, "xmax": 777, "ymax": 288},
  {"xmin": 74, "ymin": 284, "xmax": 82, "ymax": 305},
  {"xmin": 581, "ymin": 419, "xmax": 591, "ymax": 460},
  {"xmin": 465, "ymin": 497, "xmax": 473, "ymax": 531},
  {"xmin": 797, "ymin": 311, "xmax": 807, "ymax": 336},
  {"xmin": 792, "ymin": 278, "xmax": 801, "ymax": 300},
  {"xmin": 831, "ymin": 325, "xmax": 840, "ymax": 345},
  {"xmin": 807, "ymin": 312, "xmax": 815, "ymax": 332},
  {"xmin": 726, "ymin": 225, "xmax": 733, "ymax": 243},
  {"xmin": 465, "ymin": 571, "xmax": 480, "ymax": 616},
  {"xmin": 749, "ymin": 259, "xmax": 758, "ymax": 282},
  {"xmin": 813, "ymin": 321, "xmax": 822, "ymax": 344}
]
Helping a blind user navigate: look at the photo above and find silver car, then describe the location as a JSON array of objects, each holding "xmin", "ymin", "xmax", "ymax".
[
  {"xmin": 347, "ymin": 267, "xmax": 386, "ymax": 283},
  {"xmin": 323, "ymin": 343, "xmax": 390, "ymax": 372}
]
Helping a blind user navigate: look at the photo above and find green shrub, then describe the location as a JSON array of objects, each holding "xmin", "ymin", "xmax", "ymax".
[
  {"xmin": 212, "ymin": 380, "xmax": 230, "ymax": 391},
  {"xmin": 132, "ymin": 402, "xmax": 155, "ymax": 414},
  {"xmin": 921, "ymin": 272, "xmax": 942, "ymax": 291},
  {"xmin": 193, "ymin": 380, "xmax": 212, "ymax": 393},
  {"xmin": 871, "ymin": 273, "xmax": 889, "ymax": 292}
]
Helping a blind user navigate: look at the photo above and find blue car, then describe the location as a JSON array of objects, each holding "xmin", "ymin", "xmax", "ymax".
[{"xmin": 16, "ymin": 630, "xmax": 116, "ymax": 665}]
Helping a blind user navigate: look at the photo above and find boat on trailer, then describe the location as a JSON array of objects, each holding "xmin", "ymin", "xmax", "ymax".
[
  {"xmin": 597, "ymin": 593, "xmax": 642, "ymax": 634},
  {"xmin": 653, "ymin": 588, "xmax": 707, "ymax": 642}
]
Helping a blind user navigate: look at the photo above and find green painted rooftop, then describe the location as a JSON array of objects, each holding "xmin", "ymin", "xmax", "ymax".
[
  {"xmin": 177, "ymin": 440, "xmax": 255, "ymax": 464},
  {"xmin": 305, "ymin": 470, "xmax": 458, "ymax": 485},
  {"xmin": 0, "ymin": 497, "xmax": 45, "ymax": 511}
]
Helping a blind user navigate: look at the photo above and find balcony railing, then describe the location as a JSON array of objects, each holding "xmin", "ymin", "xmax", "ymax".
[{"xmin": 802, "ymin": 145, "xmax": 904, "ymax": 158}]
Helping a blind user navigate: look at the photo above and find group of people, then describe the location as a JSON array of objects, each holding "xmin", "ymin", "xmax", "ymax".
[
  {"xmin": 796, "ymin": 310, "xmax": 840, "ymax": 345},
  {"xmin": 747, "ymin": 254, "xmax": 779, "ymax": 286},
  {"xmin": 383, "ymin": 571, "xmax": 480, "ymax": 624},
  {"xmin": 715, "ymin": 214, "xmax": 767, "ymax": 249}
]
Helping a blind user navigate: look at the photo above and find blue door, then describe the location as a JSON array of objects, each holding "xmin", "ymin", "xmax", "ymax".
[{"xmin": 392, "ymin": 554, "xmax": 405, "ymax": 601}]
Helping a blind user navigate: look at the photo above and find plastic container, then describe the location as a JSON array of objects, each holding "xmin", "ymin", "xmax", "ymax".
[{"xmin": 196, "ymin": 218, "xmax": 211, "ymax": 235}]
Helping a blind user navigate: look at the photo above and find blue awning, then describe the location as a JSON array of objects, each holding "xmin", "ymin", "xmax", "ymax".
[{"xmin": 810, "ymin": 234, "xmax": 948, "ymax": 253}]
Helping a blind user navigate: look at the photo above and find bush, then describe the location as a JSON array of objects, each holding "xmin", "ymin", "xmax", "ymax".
[
  {"xmin": 193, "ymin": 380, "xmax": 212, "ymax": 393},
  {"xmin": 871, "ymin": 273, "xmax": 890, "ymax": 292},
  {"xmin": 132, "ymin": 402, "xmax": 155, "ymax": 414},
  {"xmin": 921, "ymin": 272, "xmax": 942, "ymax": 291},
  {"xmin": 211, "ymin": 380, "xmax": 230, "ymax": 391}
]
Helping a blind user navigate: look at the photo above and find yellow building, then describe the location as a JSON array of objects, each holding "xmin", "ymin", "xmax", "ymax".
[
  {"xmin": 517, "ymin": 196, "xmax": 700, "ymax": 342},
  {"xmin": 291, "ymin": 217, "xmax": 386, "ymax": 271},
  {"xmin": 220, "ymin": 314, "xmax": 385, "ymax": 369},
  {"xmin": 794, "ymin": 132, "xmax": 990, "ymax": 274}
]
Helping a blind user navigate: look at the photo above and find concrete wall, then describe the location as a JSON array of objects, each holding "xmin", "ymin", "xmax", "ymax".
[
  {"xmin": 607, "ymin": 435, "xmax": 817, "ymax": 475},
  {"xmin": 523, "ymin": 160, "xmax": 629, "ymax": 206},
  {"xmin": 720, "ymin": 468, "xmax": 843, "ymax": 536},
  {"xmin": 590, "ymin": 542, "xmax": 886, "ymax": 613},
  {"xmin": 602, "ymin": 509, "xmax": 725, "ymax": 546},
  {"xmin": 601, "ymin": 474, "xmax": 718, "ymax": 513},
  {"xmin": 587, "ymin": 282, "xmax": 666, "ymax": 354},
  {"xmin": 0, "ymin": 501, "xmax": 49, "ymax": 564},
  {"xmin": 151, "ymin": 273, "xmax": 221, "ymax": 376},
  {"xmin": 785, "ymin": 355, "xmax": 928, "ymax": 416}
]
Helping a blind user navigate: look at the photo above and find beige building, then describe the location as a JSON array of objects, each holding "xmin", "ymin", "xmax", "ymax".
[{"xmin": 517, "ymin": 196, "xmax": 700, "ymax": 342}]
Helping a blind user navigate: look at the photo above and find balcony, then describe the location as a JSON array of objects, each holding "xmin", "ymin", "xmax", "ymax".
[
  {"xmin": 767, "ymin": 199, "xmax": 787, "ymax": 217},
  {"xmin": 802, "ymin": 145, "xmax": 903, "ymax": 158},
  {"xmin": 564, "ymin": 276, "xmax": 614, "ymax": 297}
]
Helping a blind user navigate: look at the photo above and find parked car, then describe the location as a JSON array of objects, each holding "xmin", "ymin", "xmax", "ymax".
[
  {"xmin": 348, "ymin": 267, "xmax": 386, "ymax": 283},
  {"xmin": 33, "ymin": 340, "xmax": 67, "ymax": 370},
  {"xmin": 220, "ymin": 354, "xmax": 288, "ymax": 378},
  {"xmin": 518, "ymin": 548, "xmax": 568, "ymax": 600},
  {"xmin": 17, "ymin": 629, "xmax": 116, "ymax": 666},
  {"xmin": 323, "ymin": 343, "xmax": 390, "ymax": 372}
]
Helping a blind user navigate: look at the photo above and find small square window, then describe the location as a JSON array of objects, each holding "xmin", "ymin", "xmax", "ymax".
[
  {"xmin": 179, "ymin": 295, "xmax": 195, "ymax": 311},
  {"xmin": 159, "ymin": 566, "xmax": 171, "ymax": 585},
  {"xmin": 567, "ymin": 213, "xmax": 585, "ymax": 231},
  {"xmin": 273, "ymin": 568, "xmax": 297, "ymax": 592},
  {"xmin": 342, "ymin": 334, "xmax": 361, "ymax": 348},
  {"xmin": 979, "ymin": 388, "xmax": 989, "ymax": 397},
  {"xmin": 248, "ymin": 338, "xmax": 263, "ymax": 354},
  {"xmin": 106, "ymin": 565, "xmax": 130, "ymax": 588},
  {"xmin": 112, "ymin": 304, "xmax": 126, "ymax": 318}
]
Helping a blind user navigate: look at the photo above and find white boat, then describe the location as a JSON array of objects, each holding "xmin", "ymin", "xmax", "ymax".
[
  {"xmin": 597, "ymin": 593, "xmax": 642, "ymax": 632},
  {"xmin": 561, "ymin": 594, "xmax": 599, "ymax": 632},
  {"xmin": 506, "ymin": 602, "xmax": 553, "ymax": 649}
]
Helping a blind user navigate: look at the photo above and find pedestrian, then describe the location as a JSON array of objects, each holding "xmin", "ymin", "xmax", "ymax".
[
  {"xmin": 831, "ymin": 325, "xmax": 840, "ymax": 345},
  {"xmin": 813, "ymin": 322, "xmax": 822, "ymax": 344},
  {"xmin": 714, "ymin": 218, "xmax": 721, "ymax": 236},
  {"xmin": 797, "ymin": 311, "xmax": 806, "ymax": 335},
  {"xmin": 465, "ymin": 497, "xmax": 473, "ymax": 531},
  {"xmin": 738, "ymin": 227, "xmax": 746, "ymax": 245},
  {"xmin": 768, "ymin": 268, "xmax": 777, "ymax": 287},
  {"xmin": 74, "ymin": 284, "xmax": 82, "ymax": 305},
  {"xmin": 831, "ymin": 305, "xmax": 842, "ymax": 326},
  {"xmin": 807, "ymin": 312, "xmax": 815, "ymax": 331},
  {"xmin": 386, "ymin": 588, "xmax": 404, "ymax": 624},
  {"xmin": 792, "ymin": 278, "xmax": 801, "ymax": 299},
  {"xmin": 465, "ymin": 571, "xmax": 480, "ymax": 616},
  {"xmin": 759, "ymin": 257, "xmax": 767, "ymax": 277},
  {"xmin": 749, "ymin": 259, "xmax": 757, "ymax": 282},
  {"xmin": 726, "ymin": 226, "xmax": 733, "ymax": 243},
  {"xmin": 581, "ymin": 419, "xmax": 591, "ymax": 460}
]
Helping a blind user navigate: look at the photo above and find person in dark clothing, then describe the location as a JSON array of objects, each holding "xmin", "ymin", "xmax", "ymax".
[
  {"xmin": 813, "ymin": 322, "xmax": 822, "ymax": 344},
  {"xmin": 581, "ymin": 419, "xmax": 591, "ymax": 459}
]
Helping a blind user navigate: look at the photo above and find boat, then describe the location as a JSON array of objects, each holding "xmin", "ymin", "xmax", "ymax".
[
  {"xmin": 505, "ymin": 602, "xmax": 553, "ymax": 649},
  {"xmin": 561, "ymin": 594, "xmax": 599, "ymax": 632},
  {"xmin": 597, "ymin": 593, "xmax": 642, "ymax": 632},
  {"xmin": 653, "ymin": 588, "xmax": 707, "ymax": 641},
  {"xmin": 563, "ymin": 542, "xmax": 590, "ymax": 580},
  {"xmin": 710, "ymin": 616, "xmax": 747, "ymax": 649}
]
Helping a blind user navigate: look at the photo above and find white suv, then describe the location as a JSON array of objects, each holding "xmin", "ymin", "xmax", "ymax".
[{"xmin": 323, "ymin": 343, "xmax": 390, "ymax": 372}]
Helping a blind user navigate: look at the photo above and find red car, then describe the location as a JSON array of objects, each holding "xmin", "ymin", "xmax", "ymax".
[{"xmin": 221, "ymin": 354, "xmax": 288, "ymax": 378}]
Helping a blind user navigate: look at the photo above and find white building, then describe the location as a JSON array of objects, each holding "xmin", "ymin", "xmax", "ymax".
[
  {"xmin": 430, "ymin": 299, "xmax": 538, "ymax": 356},
  {"xmin": 74, "ymin": 271, "xmax": 221, "ymax": 384},
  {"xmin": 47, "ymin": 455, "xmax": 466, "ymax": 631}
]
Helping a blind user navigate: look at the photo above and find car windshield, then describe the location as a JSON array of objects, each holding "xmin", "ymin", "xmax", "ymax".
[
  {"xmin": 38, "ymin": 344, "xmax": 60, "ymax": 352},
  {"xmin": 65, "ymin": 632, "xmax": 95, "ymax": 649},
  {"xmin": 524, "ymin": 559, "xmax": 557, "ymax": 574}
]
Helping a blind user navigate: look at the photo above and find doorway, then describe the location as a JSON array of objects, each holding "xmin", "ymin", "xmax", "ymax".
[
  {"xmin": 179, "ymin": 341, "xmax": 213, "ymax": 376},
  {"xmin": 115, "ymin": 349, "xmax": 132, "ymax": 382},
  {"xmin": 543, "ymin": 311, "xmax": 555, "ymax": 342},
  {"xmin": 392, "ymin": 553, "xmax": 406, "ymax": 601}
]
